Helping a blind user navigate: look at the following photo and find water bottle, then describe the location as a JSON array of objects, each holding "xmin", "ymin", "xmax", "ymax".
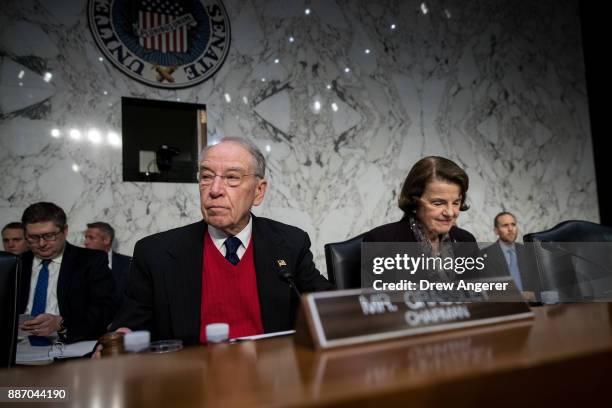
[
  {"xmin": 123, "ymin": 330, "xmax": 151, "ymax": 353},
  {"xmin": 206, "ymin": 323, "xmax": 229, "ymax": 344}
]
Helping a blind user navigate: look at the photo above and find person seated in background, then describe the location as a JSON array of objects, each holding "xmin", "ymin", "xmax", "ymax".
[
  {"xmin": 364, "ymin": 156, "xmax": 477, "ymax": 282},
  {"xmin": 84, "ymin": 222, "xmax": 132, "ymax": 310},
  {"xmin": 18, "ymin": 202, "xmax": 115, "ymax": 342},
  {"xmin": 2, "ymin": 222, "xmax": 29, "ymax": 255},
  {"xmin": 481, "ymin": 212, "xmax": 538, "ymax": 300},
  {"xmin": 110, "ymin": 137, "xmax": 334, "ymax": 345}
]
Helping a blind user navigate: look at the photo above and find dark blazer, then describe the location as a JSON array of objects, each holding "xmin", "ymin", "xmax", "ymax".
[
  {"xmin": 480, "ymin": 241, "xmax": 540, "ymax": 292},
  {"xmin": 18, "ymin": 243, "xmax": 116, "ymax": 342},
  {"xmin": 111, "ymin": 252, "xmax": 132, "ymax": 311},
  {"xmin": 363, "ymin": 217, "xmax": 477, "ymax": 243},
  {"xmin": 362, "ymin": 217, "xmax": 479, "ymax": 282},
  {"xmin": 112, "ymin": 216, "xmax": 334, "ymax": 344}
]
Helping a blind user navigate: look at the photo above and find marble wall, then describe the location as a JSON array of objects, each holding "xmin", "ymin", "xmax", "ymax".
[{"xmin": 0, "ymin": 0, "xmax": 597, "ymax": 274}]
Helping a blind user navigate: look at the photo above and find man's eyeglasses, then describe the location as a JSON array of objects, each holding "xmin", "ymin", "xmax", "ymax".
[
  {"xmin": 198, "ymin": 171, "xmax": 259, "ymax": 187},
  {"xmin": 26, "ymin": 230, "xmax": 64, "ymax": 244}
]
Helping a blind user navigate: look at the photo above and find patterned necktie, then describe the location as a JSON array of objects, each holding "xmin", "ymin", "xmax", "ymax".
[
  {"xmin": 224, "ymin": 236, "xmax": 242, "ymax": 266},
  {"xmin": 31, "ymin": 259, "xmax": 51, "ymax": 316}
]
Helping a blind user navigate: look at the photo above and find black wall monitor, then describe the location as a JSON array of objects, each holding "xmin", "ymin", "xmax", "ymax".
[{"xmin": 121, "ymin": 97, "xmax": 207, "ymax": 183}]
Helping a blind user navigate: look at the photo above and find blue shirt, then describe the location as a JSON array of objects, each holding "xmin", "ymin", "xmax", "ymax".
[{"xmin": 499, "ymin": 241, "xmax": 523, "ymax": 291}]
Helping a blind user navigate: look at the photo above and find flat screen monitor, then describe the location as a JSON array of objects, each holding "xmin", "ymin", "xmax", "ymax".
[{"xmin": 121, "ymin": 97, "xmax": 207, "ymax": 183}]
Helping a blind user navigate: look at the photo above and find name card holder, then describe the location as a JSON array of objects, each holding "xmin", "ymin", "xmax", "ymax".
[{"xmin": 295, "ymin": 280, "xmax": 534, "ymax": 350}]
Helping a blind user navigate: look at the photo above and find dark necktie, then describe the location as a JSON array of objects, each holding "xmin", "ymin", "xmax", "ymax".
[
  {"xmin": 224, "ymin": 236, "xmax": 241, "ymax": 265},
  {"xmin": 29, "ymin": 259, "xmax": 53, "ymax": 346},
  {"xmin": 31, "ymin": 259, "xmax": 51, "ymax": 316}
]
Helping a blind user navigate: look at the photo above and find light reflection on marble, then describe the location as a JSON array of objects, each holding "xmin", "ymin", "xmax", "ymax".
[{"xmin": 0, "ymin": 0, "xmax": 597, "ymax": 275}]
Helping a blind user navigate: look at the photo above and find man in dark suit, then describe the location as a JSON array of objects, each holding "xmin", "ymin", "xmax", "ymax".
[
  {"xmin": 18, "ymin": 202, "xmax": 115, "ymax": 342},
  {"xmin": 84, "ymin": 222, "xmax": 131, "ymax": 310},
  {"xmin": 111, "ymin": 137, "xmax": 333, "ymax": 344},
  {"xmin": 481, "ymin": 212, "xmax": 539, "ymax": 297}
]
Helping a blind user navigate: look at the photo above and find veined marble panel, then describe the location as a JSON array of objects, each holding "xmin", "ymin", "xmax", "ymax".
[{"xmin": 0, "ymin": 0, "xmax": 597, "ymax": 275}]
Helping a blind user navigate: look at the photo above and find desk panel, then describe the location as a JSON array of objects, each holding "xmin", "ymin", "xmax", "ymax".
[{"xmin": 1, "ymin": 303, "xmax": 611, "ymax": 407}]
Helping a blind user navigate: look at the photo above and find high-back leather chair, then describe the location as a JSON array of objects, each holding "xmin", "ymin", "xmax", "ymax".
[
  {"xmin": 324, "ymin": 234, "xmax": 365, "ymax": 289},
  {"xmin": 523, "ymin": 220, "xmax": 612, "ymax": 301},
  {"xmin": 0, "ymin": 251, "xmax": 21, "ymax": 368}
]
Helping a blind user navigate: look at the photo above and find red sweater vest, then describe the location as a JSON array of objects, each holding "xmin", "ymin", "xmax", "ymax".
[{"xmin": 200, "ymin": 231, "xmax": 264, "ymax": 342}]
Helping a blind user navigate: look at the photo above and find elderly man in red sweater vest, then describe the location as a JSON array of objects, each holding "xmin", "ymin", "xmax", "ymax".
[{"xmin": 109, "ymin": 137, "xmax": 334, "ymax": 344}]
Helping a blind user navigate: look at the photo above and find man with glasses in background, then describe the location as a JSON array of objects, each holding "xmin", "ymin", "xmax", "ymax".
[{"xmin": 18, "ymin": 202, "xmax": 115, "ymax": 342}]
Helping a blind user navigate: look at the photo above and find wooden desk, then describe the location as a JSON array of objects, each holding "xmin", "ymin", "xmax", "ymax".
[{"xmin": 2, "ymin": 303, "xmax": 612, "ymax": 407}]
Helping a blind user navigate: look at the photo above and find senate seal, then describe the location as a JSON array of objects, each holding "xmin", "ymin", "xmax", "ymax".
[{"xmin": 88, "ymin": 0, "xmax": 231, "ymax": 89}]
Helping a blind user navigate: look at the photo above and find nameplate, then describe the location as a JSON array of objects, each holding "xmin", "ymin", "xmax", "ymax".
[{"xmin": 296, "ymin": 279, "xmax": 533, "ymax": 349}]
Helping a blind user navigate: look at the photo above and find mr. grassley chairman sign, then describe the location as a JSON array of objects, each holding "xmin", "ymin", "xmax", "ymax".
[{"xmin": 88, "ymin": 0, "xmax": 231, "ymax": 89}]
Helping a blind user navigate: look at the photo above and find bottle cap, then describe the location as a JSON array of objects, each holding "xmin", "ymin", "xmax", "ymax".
[
  {"xmin": 149, "ymin": 340, "xmax": 183, "ymax": 353},
  {"xmin": 124, "ymin": 330, "xmax": 151, "ymax": 353},
  {"xmin": 206, "ymin": 323, "xmax": 229, "ymax": 343}
]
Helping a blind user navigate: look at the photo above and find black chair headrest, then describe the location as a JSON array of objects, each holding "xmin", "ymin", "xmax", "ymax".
[
  {"xmin": 324, "ymin": 233, "xmax": 365, "ymax": 289},
  {"xmin": 524, "ymin": 220, "xmax": 612, "ymax": 243}
]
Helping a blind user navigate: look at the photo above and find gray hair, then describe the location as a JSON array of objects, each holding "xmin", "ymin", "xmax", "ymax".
[
  {"xmin": 87, "ymin": 221, "xmax": 115, "ymax": 243},
  {"xmin": 202, "ymin": 137, "xmax": 266, "ymax": 178}
]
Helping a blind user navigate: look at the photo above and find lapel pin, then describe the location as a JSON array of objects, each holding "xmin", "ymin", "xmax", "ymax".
[{"xmin": 277, "ymin": 259, "xmax": 287, "ymax": 267}]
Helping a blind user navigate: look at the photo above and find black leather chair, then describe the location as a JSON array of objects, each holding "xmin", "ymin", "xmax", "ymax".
[
  {"xmin": 523, "ymin": 220, "xmax": 612, "ymax": 301},
  {"xmin": 324, "ymin": 233, "xmax": 365, "ymax": 289},
  {"xmin": 0, "ymin": 251, "xmax": 21, "ymax": 368}
]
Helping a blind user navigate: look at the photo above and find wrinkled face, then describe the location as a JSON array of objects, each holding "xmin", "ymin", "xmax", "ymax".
[
  {"xmin": 495, "ymin": 214, "xmax": 518, "ymax": 243},
  {"xmin": 2, "ymin": 228, "xmax": 28, "ymax": 255},
  {"xmin": 199, "ymin": 142, "xmax": 267, "ymax": 235},
  {"xmin": 415, "ymin": 179, "xmax": 462, "ymax": 238},
  {"xmin": 24, "ymin": 221, "xmax": 67, "ymax": 259},
  {"xmin": 84, "ymin": 228, "xmax": 111, "ymax": 252}
]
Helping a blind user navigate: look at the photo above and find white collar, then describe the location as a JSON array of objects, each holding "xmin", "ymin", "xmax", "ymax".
[
  {"xmin": 498, "ymin": 240, "xmax": 516, "ymax": 251},
  {"xmin": 34, "ymin": 246, "xmax": 65, "ymax": 266},
  {"xmin": 207, "ymin": 216, "xmax": 253, "ymax": 250}
]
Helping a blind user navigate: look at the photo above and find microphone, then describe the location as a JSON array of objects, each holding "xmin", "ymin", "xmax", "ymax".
[{"xmin": 275, "ymin": 259, "xmax": 301, "ymax": 298}]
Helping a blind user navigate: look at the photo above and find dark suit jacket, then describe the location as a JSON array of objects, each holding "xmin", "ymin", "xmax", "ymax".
[
  {"xmin": 18, "ymin": 243, "xmax": 116, "ymax": 342},
  {"xmin": 111, "ymin": 252, "xmax": 132, "ymax": 311},
  {"xmin": 480, "ymin": 241, "xmax": 540, "ymax": 292},
  {"xmin": 363, "ymin": 217, "xmax": 479, "ymax": 282},
  {"xmin": 363, "ymin": 217, "xmax": 477, "ymax": 243},
  {"xmin": 112, "ymin": 216, "xmax": 334, "ymax": 344}
]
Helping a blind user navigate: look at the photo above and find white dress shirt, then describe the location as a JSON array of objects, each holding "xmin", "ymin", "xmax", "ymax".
[
  {"xmin": 207, "ymin": 216, "xmax": 253, "ymax": 260},
  {"xmin": 26, "ymin": 251, "xmax": 64, "ymax": 316}
]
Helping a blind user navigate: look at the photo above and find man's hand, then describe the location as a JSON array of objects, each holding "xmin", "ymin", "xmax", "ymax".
[
  {"xmin": 91, "ymin": 327, "xmax": 133, "ymax": 359},
  {"xmin": 522, "ymin": 291, "xmax": 536, "ymax": 302},
  {"xmin": 21, "ymin": 314, "xmax": 62, "ymax": 337}
]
